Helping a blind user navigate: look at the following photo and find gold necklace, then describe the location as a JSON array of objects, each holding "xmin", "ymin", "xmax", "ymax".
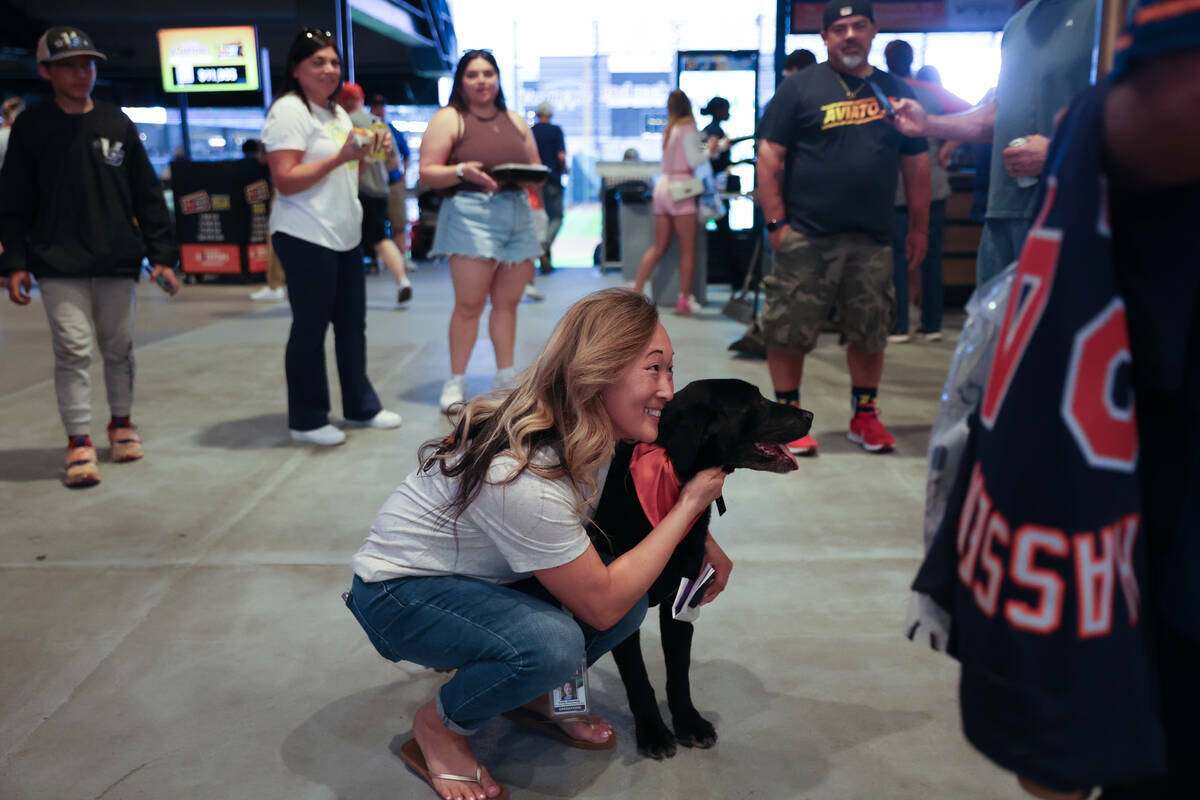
[{"xmin": 834, "ymin": 71, "xmax": 864, "ymax": 100}]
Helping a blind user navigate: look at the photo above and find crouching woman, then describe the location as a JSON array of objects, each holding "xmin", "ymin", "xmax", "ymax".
[{"xmin": 345, "ymin": 288, "xmax": 726, "ymax": 800}]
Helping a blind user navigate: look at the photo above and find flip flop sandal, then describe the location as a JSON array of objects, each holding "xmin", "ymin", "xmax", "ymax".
[
  {"xmin": 64, "ymin": 445, "xmax": 100, "ymax": 488},
  {"xmin": 501, "ymin": 707, "xmax": 617, "ymax": 750},
  {"xmin": 108, "ymin": 427, "xmax": 144, "ymax": 462},
  {"xmin": 399, "ymin": 737, "xmax": 509, "ymax": 800}
]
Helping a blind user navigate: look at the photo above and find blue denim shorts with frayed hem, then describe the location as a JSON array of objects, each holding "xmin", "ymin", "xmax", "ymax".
[{"xmin": 431, "ymin": 190, "xmax": 542, "ymax": 265}]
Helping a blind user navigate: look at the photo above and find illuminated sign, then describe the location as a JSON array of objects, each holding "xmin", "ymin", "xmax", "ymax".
[{"xmin": 158, "ymin": 26, "xmax": 259, "ymax": 93}]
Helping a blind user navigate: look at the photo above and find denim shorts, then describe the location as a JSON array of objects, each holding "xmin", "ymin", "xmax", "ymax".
[{"xmin": 431, "ymin": 190, "xmax": 542, "ymax": 264}]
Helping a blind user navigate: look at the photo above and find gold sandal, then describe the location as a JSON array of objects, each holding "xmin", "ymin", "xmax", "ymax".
[{"xmin": 400, "ymin": 737, "xmax": 509, "ymax": 800}]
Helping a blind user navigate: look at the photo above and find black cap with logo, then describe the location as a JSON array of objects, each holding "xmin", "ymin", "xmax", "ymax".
[
  {"xmin": 822, "ymin": 0, "xmax": 875, "ymax": 30},
  {"xmin": 36, "ymin": 26, "xmax": 107, "ymax": 64}
]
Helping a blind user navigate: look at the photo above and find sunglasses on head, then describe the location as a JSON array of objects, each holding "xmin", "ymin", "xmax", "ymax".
[{"xmin": 302, "ymin": 27, "xmax": 334, "ymax": 40}]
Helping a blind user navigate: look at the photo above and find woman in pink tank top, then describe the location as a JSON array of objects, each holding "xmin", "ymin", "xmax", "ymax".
[
  {"xmin": 418, "ymin": 51, "xmax": 544, "ymax": 412},
  {"xmin": 631, "ymin": 90, "xmax": 714, "ymax": 315}
]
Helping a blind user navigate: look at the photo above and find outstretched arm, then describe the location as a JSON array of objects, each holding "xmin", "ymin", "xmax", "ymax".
[
  {"xmin": 891, "ymin": 97, "xmax": 997, "ymax": 144},
  {"xmin": 536, "ymin": 466, "xmax": 727, "ymax": 629}
]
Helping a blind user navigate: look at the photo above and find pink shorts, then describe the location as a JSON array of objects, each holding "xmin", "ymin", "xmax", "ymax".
[{"xmin": 652, "ymin": 173, "xmax": 699, "ymax": 216}]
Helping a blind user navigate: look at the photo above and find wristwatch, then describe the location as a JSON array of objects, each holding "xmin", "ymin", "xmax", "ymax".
[
  {"xmin": 455, "ymin": 163, "xmax": 465, "ymax": 180},
  {"xmin": 765, "ymin": 218, "xmax": 783, "ymax": 232}
]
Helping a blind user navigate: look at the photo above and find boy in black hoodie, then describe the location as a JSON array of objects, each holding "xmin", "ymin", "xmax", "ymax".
[{"xmin": 0, "ymin": 26, "xmax": 179, "ymax": 487}]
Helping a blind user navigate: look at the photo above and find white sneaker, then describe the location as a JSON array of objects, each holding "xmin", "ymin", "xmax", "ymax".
[
  {"xmin": 250, "ymin": 286, "xmax": 286, "ymax": 302},
  {"xmin": 920, "ymin": 330, "xmax": 943, "ymax": 342},
  {"xmin": 439, "ymin": 376, "xmax": 467, "ymax": 412},
  {"xmin": 492, "ymin": 368, "xmax": 517, "ymax": 390},
  {"xmin": 523, "ymin": 284, "xmax": 544, "ymax": 301},
  {"xmin": 289, "ymin": 424, "xmax": 346, "ymax": 446},
  {"xmin": 888, "ymin": 332, "xmax": 912, "ymax": 343},
  {"xmin": 346, "ymin": 409, "xmax": 402, "ymax": 429}
]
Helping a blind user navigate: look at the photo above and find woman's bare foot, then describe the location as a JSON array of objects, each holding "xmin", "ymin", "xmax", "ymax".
[
  {"xmin": 522, "ymin": 694, "xmax": 614, "ymax": 745},
  {"xmin": 413, "ymin": 700, "xmax": 504, "ymax": 800}
]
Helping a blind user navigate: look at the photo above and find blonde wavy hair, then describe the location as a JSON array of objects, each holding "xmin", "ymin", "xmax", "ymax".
[
  {"xmin": 420, "ymin": 288, "xmax": 660, "ymax": 521},
  {"xmin": 662, "ymin": 89, "xmax": 694, "ymax": 149}
]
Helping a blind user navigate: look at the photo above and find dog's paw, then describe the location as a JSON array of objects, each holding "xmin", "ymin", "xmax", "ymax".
[
  {"xmin": 672, "ymin": 708, "xmax": 717, "ymax": 749},
  {"xmin": 635, "ymin": 716, "xmax": 678, "ymax": 760}
]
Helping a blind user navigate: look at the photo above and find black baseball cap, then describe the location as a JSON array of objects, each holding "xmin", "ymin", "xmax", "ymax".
[
  {"xmin": 37, "ymin": 26, "xmax": 106, "ymax": 64},
  {"xmin": 823, "ymin": 0, "xmax": 875, "ymax": 30}
]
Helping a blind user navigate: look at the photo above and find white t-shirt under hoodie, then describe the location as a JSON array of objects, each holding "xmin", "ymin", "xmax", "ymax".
[
  {"xmin": 352, "ymin": 449, "xmax": 610, "ymax": 585},
  {"xmin": 260, "ymin": 94, "xmax": 362, "ymax": 251}
]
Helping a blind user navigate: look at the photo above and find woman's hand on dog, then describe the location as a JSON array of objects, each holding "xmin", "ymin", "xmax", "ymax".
[
  {"xmin": 678, "ymin": 466, "xmax": 727, "ymax": 516},
  {"xmin": 700, "ymin": 533, "xmax": 732, "ymax": 605}
]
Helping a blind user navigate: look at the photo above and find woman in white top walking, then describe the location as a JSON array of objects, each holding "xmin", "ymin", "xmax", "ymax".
[{"xmin": 260, "ymin": 28, "xmax": 401, "ymax": 445}]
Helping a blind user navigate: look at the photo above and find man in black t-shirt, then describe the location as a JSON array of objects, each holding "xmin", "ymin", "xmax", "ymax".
[
  {"xmin": 756, "ymin": 0, "xmax": 929, "ymax": 456},
  {"xmin": 0, "ymin": 26, "xmax": 178, "ymax": 488}
]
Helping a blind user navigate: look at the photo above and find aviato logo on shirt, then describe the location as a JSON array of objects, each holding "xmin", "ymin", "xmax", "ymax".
[{"xmin": 820, "ymin": 98, "xmax": 890, "ymax": 130}]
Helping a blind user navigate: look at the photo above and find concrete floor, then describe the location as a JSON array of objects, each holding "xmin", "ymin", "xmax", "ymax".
[{"xmin": 0, "ymin": 264, "xmax": 1025, "ymax": 799}]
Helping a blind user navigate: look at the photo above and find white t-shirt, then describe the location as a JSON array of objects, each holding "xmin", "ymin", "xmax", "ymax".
[
  {"xmin": 260, "ymin": 94, "xmax": 362, "ymax": 251},
  {"xmin": 351, "ymin": 449, "xmax": 610, "ymax": 584}
]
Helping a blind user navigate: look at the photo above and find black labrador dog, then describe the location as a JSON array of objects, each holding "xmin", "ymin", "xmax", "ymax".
[{"xmin": 588, "ymin": 378, "xmax": 813, "ymax": 759}]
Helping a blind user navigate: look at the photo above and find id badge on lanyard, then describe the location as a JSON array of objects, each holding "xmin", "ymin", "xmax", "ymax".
[{"xmin": 550, "ymin": 657, "xmax": 590, "ymax": 720}]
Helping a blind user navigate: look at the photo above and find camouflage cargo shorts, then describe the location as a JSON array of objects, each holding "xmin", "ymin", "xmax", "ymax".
[{"xmin": 761, "ymin": 228, "xmax": 895, "ymax": 354}]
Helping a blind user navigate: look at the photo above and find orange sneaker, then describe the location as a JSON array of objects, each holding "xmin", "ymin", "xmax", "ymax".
[
  {"xmin": 65, "ymin": 437, "xmax": 100, "ymax": 487},
  {"xmin": 108, "ymin": 424, "xmax": 144, "ymax": 462},
  {"xmin": 847, "ymin": 408, "xmax": 895, "ymax": 453},
  {"xmin": 788, "ymin": 433, "xmax": 819, "ymax": 456}
]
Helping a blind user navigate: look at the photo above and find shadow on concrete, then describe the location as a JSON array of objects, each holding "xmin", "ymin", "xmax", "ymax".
[
  {"xmin": 0, "ymin": 446, "xmax": 67, "ymax": 483},
  {"xmin": 194, "ymin": 414, "xmax": 294, "ymax": 450},
  {"xmin": 281, "ymin": 658, "xmax": 928, "ymax": 798}
]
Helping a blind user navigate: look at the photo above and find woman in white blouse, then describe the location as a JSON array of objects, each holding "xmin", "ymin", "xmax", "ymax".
[{"xmin": 260, "ymin": 28, "xmax": 400, "ymax": 446}]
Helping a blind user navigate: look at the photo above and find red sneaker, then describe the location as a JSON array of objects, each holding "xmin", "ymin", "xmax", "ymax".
[
  {"xmin": 788, "ymin": 433, "xmax": 819, "ymax": 456},
  {"xmin": 847, "ymin": 409, "xmax": 895, "ymax": 453}
]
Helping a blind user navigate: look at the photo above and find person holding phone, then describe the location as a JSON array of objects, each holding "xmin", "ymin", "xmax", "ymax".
[
  {"xmin": 0, "ymin": 25, "xmax": 179, "ymax": 487},
  {"xmin": 345, "ymin": 289, "xmax": 727, "ymax": 800},
  {"xmin": 260, "ymin": 28, "xmax": 402, "ymax": 446},
  {"xmin": 418, "ymin": 50, "xmax": 544, "ymax": 413}
]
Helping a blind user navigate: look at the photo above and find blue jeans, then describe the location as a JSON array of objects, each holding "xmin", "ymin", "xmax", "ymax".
[
  {"xmin": 345, "ymin": 573, "xmax": 647, "ymax": 734},
  {"xmin": 975, "ymin": 217, "xmax": 1032, "ymax": 286},
  {"xmin": 891, "ymin": 200, "xmax": 946, "ymax": 334}
]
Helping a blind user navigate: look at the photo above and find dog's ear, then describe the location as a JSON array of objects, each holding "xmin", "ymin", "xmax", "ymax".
[{"xmin": 657, "ymin": 401, "xmax": 715, "ymax": 477}]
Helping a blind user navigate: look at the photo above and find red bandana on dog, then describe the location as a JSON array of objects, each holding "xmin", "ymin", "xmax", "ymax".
[{"xmin": 629, "ymin": 443, "xmax": 682, "ymax": 526}]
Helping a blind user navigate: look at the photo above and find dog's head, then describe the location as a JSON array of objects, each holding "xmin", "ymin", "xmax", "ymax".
[{"xmin": 655, "ymin": 379, "xmax": 814, "ymax": 479}]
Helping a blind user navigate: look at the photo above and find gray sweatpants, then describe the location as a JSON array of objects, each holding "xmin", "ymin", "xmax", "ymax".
[{"xmin": 38, "ymin": 277, "xmax": 137, "ymax": 437}]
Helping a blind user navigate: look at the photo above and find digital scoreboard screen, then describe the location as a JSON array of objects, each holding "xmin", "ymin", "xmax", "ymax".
[{"xmin": 158, "ymin": 26, "xmax": 259, "ymax": 93}]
